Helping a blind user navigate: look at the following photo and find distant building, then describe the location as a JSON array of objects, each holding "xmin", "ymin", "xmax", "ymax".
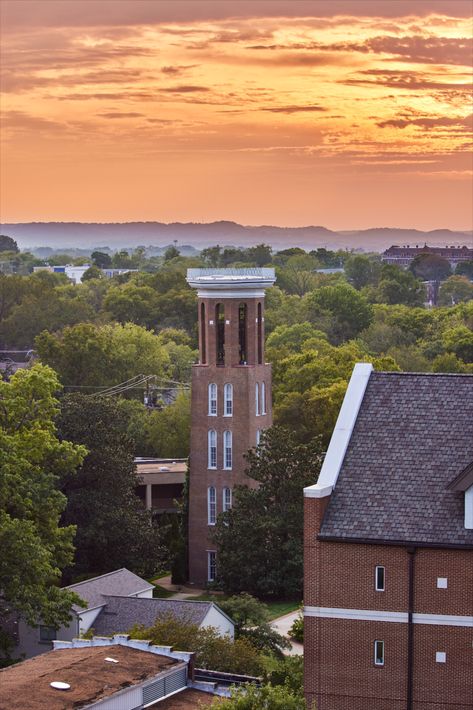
[
  {"xmin": 186, "ymin": 268, "xmax": 275, "ymax": 585},
  {"xmin": 382, "ymin": 244, "xmax": 473, "ymax": 269},
  {"xmin": 135, "ymin": 458, "xmax": 186, "ymax": 513},
  {"xmin": 304, "ymin": 364, "xmax": 473, "ymax": 710},
  {"xmin": 32, "ymin": 265, "xmax": 137, "ymax": 283}
]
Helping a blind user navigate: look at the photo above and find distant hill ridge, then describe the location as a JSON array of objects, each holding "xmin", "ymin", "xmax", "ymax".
[{"xmin": 2, "ymin": 221, "xmax": 471, "ymax": 252}]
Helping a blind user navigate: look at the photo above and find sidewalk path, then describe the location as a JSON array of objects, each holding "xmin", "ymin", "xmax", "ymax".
[{"xmin": 271, "ymin": 611, "xmax": 303, "ymax": 656}]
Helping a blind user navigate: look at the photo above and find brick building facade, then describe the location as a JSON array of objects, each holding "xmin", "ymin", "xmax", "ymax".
[
  {"xmin": 304, "ymin": 365, "xmax": 473, "ymax": 710},
  {"xmin": 381, "ymin": 244, "xmax": 473, "ymax": 269},
  {"xmin": 186, "ymin": 268, "xmax": 275, "ymax": 585}
]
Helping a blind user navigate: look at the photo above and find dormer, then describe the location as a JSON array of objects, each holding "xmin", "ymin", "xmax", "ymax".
[{"xmin": 447, "ymin": 462, "xmax": 473, "ymax": 529}]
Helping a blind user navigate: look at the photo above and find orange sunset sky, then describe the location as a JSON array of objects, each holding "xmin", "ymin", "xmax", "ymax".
[{"xmin": 0, "ymin": 0, "xmax": 472, "ymax": 230}]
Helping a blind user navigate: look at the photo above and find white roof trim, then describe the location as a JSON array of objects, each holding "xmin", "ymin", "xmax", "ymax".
[{"xmin": 304, "ymin": 362, "xmax": 373, "ymax": 499}]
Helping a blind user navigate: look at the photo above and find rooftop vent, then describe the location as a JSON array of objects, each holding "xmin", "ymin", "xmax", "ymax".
[{"xmin": 50, "ymin": 681, "xmax": 70, "ymax": 691}]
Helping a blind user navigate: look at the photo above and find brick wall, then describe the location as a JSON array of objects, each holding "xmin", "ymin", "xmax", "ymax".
[
  {"xmin": 304, "ymin": 497, "xmax": 473, "ymax": 709},
  {"xmin": 189, "ymin": 291, "xmax": 272, "ymax": 585}
]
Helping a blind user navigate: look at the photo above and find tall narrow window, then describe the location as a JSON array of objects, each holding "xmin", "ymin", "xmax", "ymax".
[
  {"xmin": 216, "ymin": 303, "xmax": 225, "ymax": 365},
  {"xmin": 208, "ymin": 430, "xmax": 217, "ymax": 469},
  {"xmin": 255, "ymin": 382, "xmax": 260, "ymax": 416},
  {"xmin": 238, "ymin": 303, "xmax": 247, "ymax": 364},
  {"xmin": 375, "ymin": 566, "xmax": 385, "ymax": 592},
  {"xmin": 261, "ymin": 381, "xmax": 267, "ymax": 415},
  {"xmin": 257, "ymin": 302, "xmax": 263, "ymax": 364},
  {"xmin": 256, "ymin": 429, "xmax": 261, "ymax": 447},
  {"xmin": 374, "ymin": 640, "xmax": 385, "ymax": 666},
  {"xmin": 224, "ymin": 430, "xmax": 232, "ymax": 469},
  {"xmin": 201, "ymin": 302, "xmax": 207, "ymax": 364},
  {"xmin": 224, "ymin": 383, "xmax": 233, "ymax": 416},
  {"xmin": 208, "ymin": 551, "xmax": 217, "ymax": 582},
  {"xmin": 223, "ymin": 487, "xmax": 232, "ymax": 512},
  {"xmin": 208, "ymin": 383, "xmax": 217, "ymax": 416},
  {"xmin": 208, "ymin": 486, "xmax": 216, "ymax": 525}
]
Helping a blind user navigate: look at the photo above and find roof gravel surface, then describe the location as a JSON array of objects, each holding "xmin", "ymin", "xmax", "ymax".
[{"xmin": 0, "ymin": 645, "xmax": 178, "ymax": 709}]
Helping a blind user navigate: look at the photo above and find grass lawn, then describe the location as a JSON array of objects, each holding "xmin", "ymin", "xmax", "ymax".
[
  {"xmin": 182, "ymin": 594, "xmax": 300, "ymax": 620},
  {"xmin": 265, "ymin": 600, "xmax": 301, "ymax": 620},
  {"xmin": 152, "ymin": 584, "xmax": 175, "ymax": 599}
]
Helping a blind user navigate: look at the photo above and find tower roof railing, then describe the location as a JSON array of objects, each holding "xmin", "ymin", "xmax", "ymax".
[{"xmin": 188, "ymin": 267, "xmax": 274, "ymax": 278}]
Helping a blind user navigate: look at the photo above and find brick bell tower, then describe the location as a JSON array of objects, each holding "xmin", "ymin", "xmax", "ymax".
[{"xmin": 186, "ymin": 268, "xmax": 276, "ymax": 585}]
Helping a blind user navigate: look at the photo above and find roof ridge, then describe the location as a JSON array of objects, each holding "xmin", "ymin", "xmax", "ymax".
[
  {"xmin": 65, "ymin": 568, "xmax": 150, "ymax": 590},
  {"xmin": 375, "ymin": 371, "xmax": 473, "ymax": 378},
  {"xmin": 101, "ymin": 594, "xmax": 212, "ymax": 605}
]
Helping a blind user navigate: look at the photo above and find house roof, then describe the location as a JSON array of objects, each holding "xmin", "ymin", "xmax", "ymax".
[
  {"xmin": 92, "ymin": 596, "xmax": 219, "ymax": 636},
  {"xmin": 65, "ymin": 568, "xmax": 153, "ymax": 611},
  {"xmin": 319, "ymin": 371, "xmax": 473, "ymax": 547},
  {"xmin": 0, "ymin": 645, "xmax": 179, "ymax": 710}
]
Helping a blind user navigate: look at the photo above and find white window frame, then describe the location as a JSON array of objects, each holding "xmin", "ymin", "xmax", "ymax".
[
  {"xmin": 256, "ymin": 429, "xmax": 261, "ymax": 447},
  {"xmin": 223, "ymin": 487, "xmax": 232, "ymax": 512},
  {"xmin": 208, "ymin": 383, "xmax": 217, "ymax": 416},
  {"xmin": 374, "ymin": 640, "xmax": 385, "ymax": 666},
  {"xmin": 224, "ymin": 383, "xmax": 233, "ymax": 417},
  {"xmin": 223, "ymin": 430, "xmax": 232, "ymax": 470},
  {"xmin": 208, "ymin": 551, "xmax": 217, "ymax": 582},
  {"xmin": 261, "ymin": 381, "xmax": 266, "ymax": 415},
  {"xmin": 375, "ymin": 565, "xmax": 385, "ymax": 592},
  {"xmin": 255, "ymin": 382, "xmax": 260, "ymax": 416},
  {"xmin": 207, "ymin": 486, "xmax": 216, "ymax": 525},
  {"xmin": 208, "ymin": 429, "xmax": 217, "ymax": 469}
]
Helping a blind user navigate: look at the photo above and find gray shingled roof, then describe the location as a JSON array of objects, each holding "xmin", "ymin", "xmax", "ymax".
[
  {"xmin": 65, "ymin": 569, "xmax": 153, "ymax": 611},
  {"xmin": 92, "ymin": 596, "xmax": 214, "ymax": 636},
  {"xmin": 319, "ymin": 372, "xmax": 473, "ymax": 547}
]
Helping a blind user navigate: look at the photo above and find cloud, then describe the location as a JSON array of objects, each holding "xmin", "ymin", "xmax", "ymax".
[
  {"xmin": 260, "ymin": 105, "xmax": 326, "ymax": 114},
  {"xmin": 2, "ymin": 0, "xmax": 472, "ymax": 30},
  {"xmin": 344, "ymin": 69, "xmax": 473, "ymax": 91},
  {"xmin": 161, "ymin": 64, "xmax": 198, "ymax": 75},
  {"xmin": 160, "ymin": 85, "xmax": 210, "ymax": 93},
  {"xmin": 248, "ymin": 35, "xmax": 472, "ymax": 67},
  {"xmin": 377, "ymin": 113, "xmax": 473, "ymax": 129},
  {"xmin": 98, "ymin": 112, "xmax": 144, "ymax": 119}
]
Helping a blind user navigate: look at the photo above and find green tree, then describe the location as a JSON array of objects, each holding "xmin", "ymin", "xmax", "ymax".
[
  {"xmin": 208, "ymin": 683, "xmax": 306, "ymax": 709},
  {"xmin": 438, "ymin": 275, "xmax": 473, "ymax": 306},
  {"xmin": 218, "ymin": 593, "xmax": 289, "ymax": 656},
  {"xmin": 81, "ymin": 265, "xmax": 104, "ymax": 281},
  {"xmin": 130, "ymin": 615, "xmax": 263, "ymax": 676},
  {"xmin": 246, "ymin": 243, "xmax": 272, "ymax": 266},
  {"xmin": 35, "ymin": 322, "xmax": 172, "ymax": 389},
  {"xmin": 146, "ymin": 390, "xmax": 191, "ymax": 457},
  {"xmin": 455, "ymin": 260, "xmax": 473, "ymax": 279},
  {"xmin": 370, "ymin": 265, "xmax": 425, "ymax": 306},
  {"xmin": 0, "ymin": 365, "xmax": 85, "ymax": 631},
  {"xmin": 91, "ymin": 250, "xmax": 112, "ymax": 268},
  {"xmin": 213, "ymin": 427, "xmax": 322, "ymax": 598},
  {"xmin": 306, "ymin": 283, "xmax": 373, "ymax": 343},
  {"xmin": 345, "ymin": 254, "xmax": 381, "ymax": 290},
  {"xmin": 103, "ymin": 282, "xmax": 159, "ymax": 327},
  {"xmin": 0, "ymin": 235, "xmax": 19, "ymax": 253},
  {"xmin": 0, "ymin": 283, "xmax": 95, "ymax": 348},
  {"xmin": 410, "ymin": 253, "xmax": 451, "ymax": 281},
  {"xmin": 57, "ymin": 394, "xmax": 165, "ymax": 581},
  {"xmin": 164, "ymin": 245, "xmax": 180, "ymax": 261}
]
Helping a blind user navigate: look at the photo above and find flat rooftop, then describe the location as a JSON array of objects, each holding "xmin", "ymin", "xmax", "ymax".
[
  {"xmin": 0, "ymin": 645, "xmax": 180, "ymax": 709},
  {"xmin": 135, "ymin": 459, "xmax": 187, "ymax": 475}
]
